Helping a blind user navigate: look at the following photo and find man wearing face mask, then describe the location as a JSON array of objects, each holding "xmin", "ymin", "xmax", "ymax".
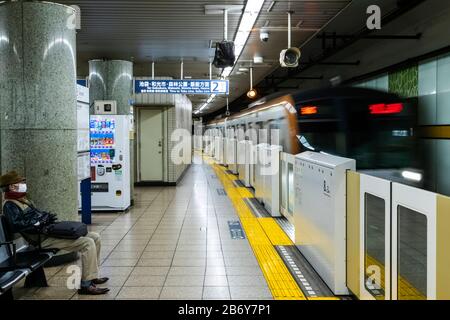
[{"xmin": 0, "ymin": 171, "xmax": 110, "ymax": 295}]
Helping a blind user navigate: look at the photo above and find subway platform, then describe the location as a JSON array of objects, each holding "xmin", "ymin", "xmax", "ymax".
[{"xmin": 10, "ymin": 154, "xmax": 335, "ymax": 300}]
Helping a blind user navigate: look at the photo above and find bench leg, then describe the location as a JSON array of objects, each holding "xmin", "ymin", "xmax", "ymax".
[
  {"xmin": 0, "ymin": 288, "xmax": 14, "ymax": 301},
  {"xmin": 24, "ymin": 267, "xmax": 48, "ymax": 288}
]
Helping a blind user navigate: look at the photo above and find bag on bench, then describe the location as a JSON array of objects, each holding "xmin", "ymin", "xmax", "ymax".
[{"xmin": 43, "ymin": 221, "xmax": 88, "ymax": 240}]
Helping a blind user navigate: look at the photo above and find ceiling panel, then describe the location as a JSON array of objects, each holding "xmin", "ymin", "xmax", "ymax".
[{"xmin": 55, "ymin": 0, "xmax": 351, "ymax": 113}]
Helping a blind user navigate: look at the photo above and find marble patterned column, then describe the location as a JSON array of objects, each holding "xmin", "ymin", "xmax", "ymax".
[
  {"xmin": 0, "ymin": 1, "xmax": 78, "ymax": 220},
  {"xmin": 88, "ymin": 60, "xmax": 135, "ymax": 203}
]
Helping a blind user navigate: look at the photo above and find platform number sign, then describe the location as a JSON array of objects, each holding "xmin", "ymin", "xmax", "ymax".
[
  {"xmin": 210, "ymin": 80, "xmax": 228, "ymax": 94},
  {"xmin": 135, "ymin": 79, "xmax": 229, "ymax": 95}
]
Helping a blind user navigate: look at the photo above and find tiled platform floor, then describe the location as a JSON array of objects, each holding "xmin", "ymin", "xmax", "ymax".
[{"xmin": 13, "ymin": 161, "xmax": 273, "ymax": 300}]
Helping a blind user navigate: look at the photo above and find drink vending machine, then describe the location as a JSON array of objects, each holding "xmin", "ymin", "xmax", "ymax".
[{"xmin": 90, "ymin": 114, "xmax": 131, "ymax": 211}]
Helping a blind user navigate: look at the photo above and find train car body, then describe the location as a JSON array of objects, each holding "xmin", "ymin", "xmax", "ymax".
[{"xmin": 206, "ymin": 86, "xmax": 424, "ymax": 188}]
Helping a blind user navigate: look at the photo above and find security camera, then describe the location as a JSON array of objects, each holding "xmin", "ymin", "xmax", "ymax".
[
  {"xmin": 280, "ymin": 47, "xmax": 301, "ymax": 68},
  {"xmin": 260, "ymin": 30, "xmax": 269, "ymax": 42}
]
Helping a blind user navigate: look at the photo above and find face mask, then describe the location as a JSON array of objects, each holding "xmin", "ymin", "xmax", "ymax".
[{"xmin": 17, "ymin": 183, "xmax": 27, "ymax": 193}]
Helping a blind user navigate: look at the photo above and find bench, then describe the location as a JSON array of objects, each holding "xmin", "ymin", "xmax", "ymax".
[{"xmin": 0, "ymin": 215, "xmax": 56, "ymax": 300}]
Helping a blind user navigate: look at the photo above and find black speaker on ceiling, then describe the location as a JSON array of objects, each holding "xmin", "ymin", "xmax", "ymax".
[{"xmin": 213, "ymin": 41, "xmax": 236, "ymax": 69}]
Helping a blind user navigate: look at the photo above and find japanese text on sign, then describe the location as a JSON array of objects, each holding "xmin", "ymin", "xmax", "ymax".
[{"xmin": 135, "ymin": 80, "xmax": 229, "ymax": 95}]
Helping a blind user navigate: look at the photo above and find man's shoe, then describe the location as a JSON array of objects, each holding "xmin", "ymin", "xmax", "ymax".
[
  {"xmin": 77, "ymin": 285, "xmax": 110, "ymax": 295},
  {"xmin": 92, "ymin": 277, "xmax": 109, "ymax": 285}
]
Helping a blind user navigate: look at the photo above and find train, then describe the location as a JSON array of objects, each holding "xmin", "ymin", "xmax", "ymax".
[{"xmin": 205, "ymin": 86, "xmax": 425, "ymax": 188}]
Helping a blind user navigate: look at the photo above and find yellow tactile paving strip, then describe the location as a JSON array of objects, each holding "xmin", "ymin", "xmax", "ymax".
[
  {"xmin": 258, "ymin": 218, "xmax": 293, "ymax": 246},
  {"xmin": 211, "ymin": 163, "xmax": 306, "ymax": 300}
]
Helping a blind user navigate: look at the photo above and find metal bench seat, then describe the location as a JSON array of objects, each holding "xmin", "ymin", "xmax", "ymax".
[
  {"xmin": 0, "ymin": 215, "xmax": 55, "ymax": 300},
  {"xmin": 0, "ymin": 270, "xmax": 27, "ymax": 294},
  {"xmin": 0, "ymin": 249, "xmax": 52, "ymax": 273}
]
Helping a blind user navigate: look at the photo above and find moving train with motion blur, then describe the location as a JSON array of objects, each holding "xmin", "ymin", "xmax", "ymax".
[{"xmin": 206, "ymin": 86, "xmax": 425, "ymax": 188}]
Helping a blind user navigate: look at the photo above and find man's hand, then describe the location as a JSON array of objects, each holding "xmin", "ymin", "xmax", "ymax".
[{"xmin": 48, "ymin": 213, "xmax": 58, "ymax": 224}]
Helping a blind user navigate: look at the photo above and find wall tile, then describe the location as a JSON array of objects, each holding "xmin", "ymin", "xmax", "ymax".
[{"xmin": 437, "ymin": 54, "xmax": 450, "ymax": 125}]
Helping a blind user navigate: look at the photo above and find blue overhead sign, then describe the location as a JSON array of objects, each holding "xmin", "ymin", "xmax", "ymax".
[{"xmin": 135, "ymin": 79, "xmax": 229, "ymax": 95}]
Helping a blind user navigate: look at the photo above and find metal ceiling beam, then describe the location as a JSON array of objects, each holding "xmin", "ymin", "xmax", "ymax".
[
  {"xmin": 299, "ymin": 61, "xmax": 360, "ymax": 66},
  {"xmin": 316, "ymin": 33, "xmax": 422, "ymax": 40},
  {"xmin": 270, "ymin": 76, "xmax": 323, "ymax": 80},
  {"xmin": 204, "ymin": 5, "xmax": 243, "ymax": 15},
  {"xmin": 255, "ymin": 27, "xmax": 320, "ymax": 32}
]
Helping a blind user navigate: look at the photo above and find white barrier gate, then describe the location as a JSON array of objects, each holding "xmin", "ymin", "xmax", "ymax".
[
  {"xmin": 214, "ymin": 136, "xmax": 224, "ymax": 164},
  {"xmin": 237, "ymin": 140, "xmax": 252, "ymax": 187},
  {"xmin": 358, "ymin": 174, "xmax": 439, "ymax": 300},
  {"xmin": 226, "ymin": 138, "xmax": 238, "ymax": 174},
  {"xmin": 254, "ymin": 144, "xmax": 282, "ymax": 217},
  {"xmin": 359, "ymin": 174, "xmax": 392, "ymax": 300},
  {"xmin": 294, "ymin": 151, "xmax": 355, "ymax": 295}
]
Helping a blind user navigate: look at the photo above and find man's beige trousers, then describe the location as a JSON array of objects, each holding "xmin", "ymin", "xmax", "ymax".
[{"xmin": 41, "ymin": 232, "xmax": 101, "ymax": 281}]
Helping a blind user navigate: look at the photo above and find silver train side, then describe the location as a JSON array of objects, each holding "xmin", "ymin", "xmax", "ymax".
[{"xmin": 205, "ymin": 86, "xmax": 425, "ymax": 188}]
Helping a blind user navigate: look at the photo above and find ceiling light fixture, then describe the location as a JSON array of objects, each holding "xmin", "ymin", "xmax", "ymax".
[
  {"xmin": 246, "ymin": 67, "xmax": 257, "ymax": 99},
  {"xmin": 221, "ymin": 0, "xmax": 265, "ymax": 78},
  {"xmin": 253, "ymin": 56, "xmax": 264, "ymax": 64},
  {"xmin": 267, "ymin": 1, "xmax": 276, "ymax": 12}
]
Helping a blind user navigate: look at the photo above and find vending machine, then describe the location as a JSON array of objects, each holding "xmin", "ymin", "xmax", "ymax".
[{"xmin": 90, "ymin": 114, "xmax": 131, "ymax": 211}]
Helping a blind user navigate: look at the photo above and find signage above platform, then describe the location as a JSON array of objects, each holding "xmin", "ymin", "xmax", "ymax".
[{"xmin": 135, "ymin": 79, "xmax": 229, "ymax": 95}]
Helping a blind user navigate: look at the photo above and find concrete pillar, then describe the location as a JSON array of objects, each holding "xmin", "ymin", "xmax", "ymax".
[
  {"xmin": 88, "ymin": 60, "xmax": 135, "ymax": 203},
  {"xmin": 0, "ymin": 1, "xmax": 78, "ymax": 220}
]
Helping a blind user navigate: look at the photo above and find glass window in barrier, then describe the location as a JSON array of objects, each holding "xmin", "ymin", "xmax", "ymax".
[
  {"xmin": 398, "ymin": 206, "xmax": 427, "ymax": 300},
  {"xmin": 288, "ymin": 163, "xmax": 295, "ymax": 216},
  {"xmin": 364, "ymin": 193, "xmax": 386, "ymax": 300},
  {"xmin": 281, "ymin": 161, "xmax": 287, "ymax": 212}
]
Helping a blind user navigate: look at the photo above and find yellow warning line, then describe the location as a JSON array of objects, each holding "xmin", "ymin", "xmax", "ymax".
[{"xmin": 208, "ymin": 159, "xmax": 306, "ymax": 300}]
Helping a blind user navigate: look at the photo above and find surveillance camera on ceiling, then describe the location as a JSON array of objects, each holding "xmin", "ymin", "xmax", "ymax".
[
  {"xmin": 280, "ymin": 47, "xmax": 301, "ymax": 68},
  {"xmin": 260, "ymin": 30, "xmax": 269, "ymax": 42}
]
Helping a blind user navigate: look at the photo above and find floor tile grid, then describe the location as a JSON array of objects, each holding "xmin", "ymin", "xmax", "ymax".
[
  {"xmin": 206, "ymin": 166, "xmax": 232, "ymax": 300},
  {"xmin": 100, "ymin": 199, "xmax": 157, "ymax": 264},
  {"xmin": 116, "ymin": 188, "xmax": 177, "ymax": 300},
  {"xmin": 158, "ymin": 170, "xmax": 204, "ymax": 299}
]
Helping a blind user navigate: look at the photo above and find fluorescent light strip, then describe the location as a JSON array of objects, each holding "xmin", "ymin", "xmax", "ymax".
[
  {"xmin": 222, "ymin": 0, "xmax": 264, "ymax": 78},
  {"xmin": 198, "ymin": 0, "xmax": 265, "ymax": 114}
]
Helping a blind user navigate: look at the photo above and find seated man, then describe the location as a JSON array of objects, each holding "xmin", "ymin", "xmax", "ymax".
[{"xmin": 0, "ymin": 171, "xmax": 110, "ymax": 295}]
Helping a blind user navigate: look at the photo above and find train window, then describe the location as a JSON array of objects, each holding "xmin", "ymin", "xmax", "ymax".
[
  {"xmin": 364, "ymin": 193, "xmax": 386, "ymax": 300},
  {"xmin": 297, "ymin": 98, "xmax": 416, "ymax": 170},
  {"xmin": 297, "ymin": 99, "xmax": 341, "ymax": 154},
  {"xmin": 269, "ymin": 120, "xmax": 281, "ymax": 146},
  {"xmin": 398, "ymin": 206, "xmax": 427, "ymax": 300},
  {"xmin": 348, "ymin": 99, "xmax": 416, "ymax": 170},
  {"xmin": 236, "ymin": 125, "xmax": 245, "ymax": 141},
  {"xmin": 256, "ymin": 122, "xmax": 268, "ymax": 145}
]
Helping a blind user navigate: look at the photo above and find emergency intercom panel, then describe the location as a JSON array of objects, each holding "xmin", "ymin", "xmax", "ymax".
[{"xmin": 94, "ymin": 100, "xmax": 117, "ymax": 115}]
